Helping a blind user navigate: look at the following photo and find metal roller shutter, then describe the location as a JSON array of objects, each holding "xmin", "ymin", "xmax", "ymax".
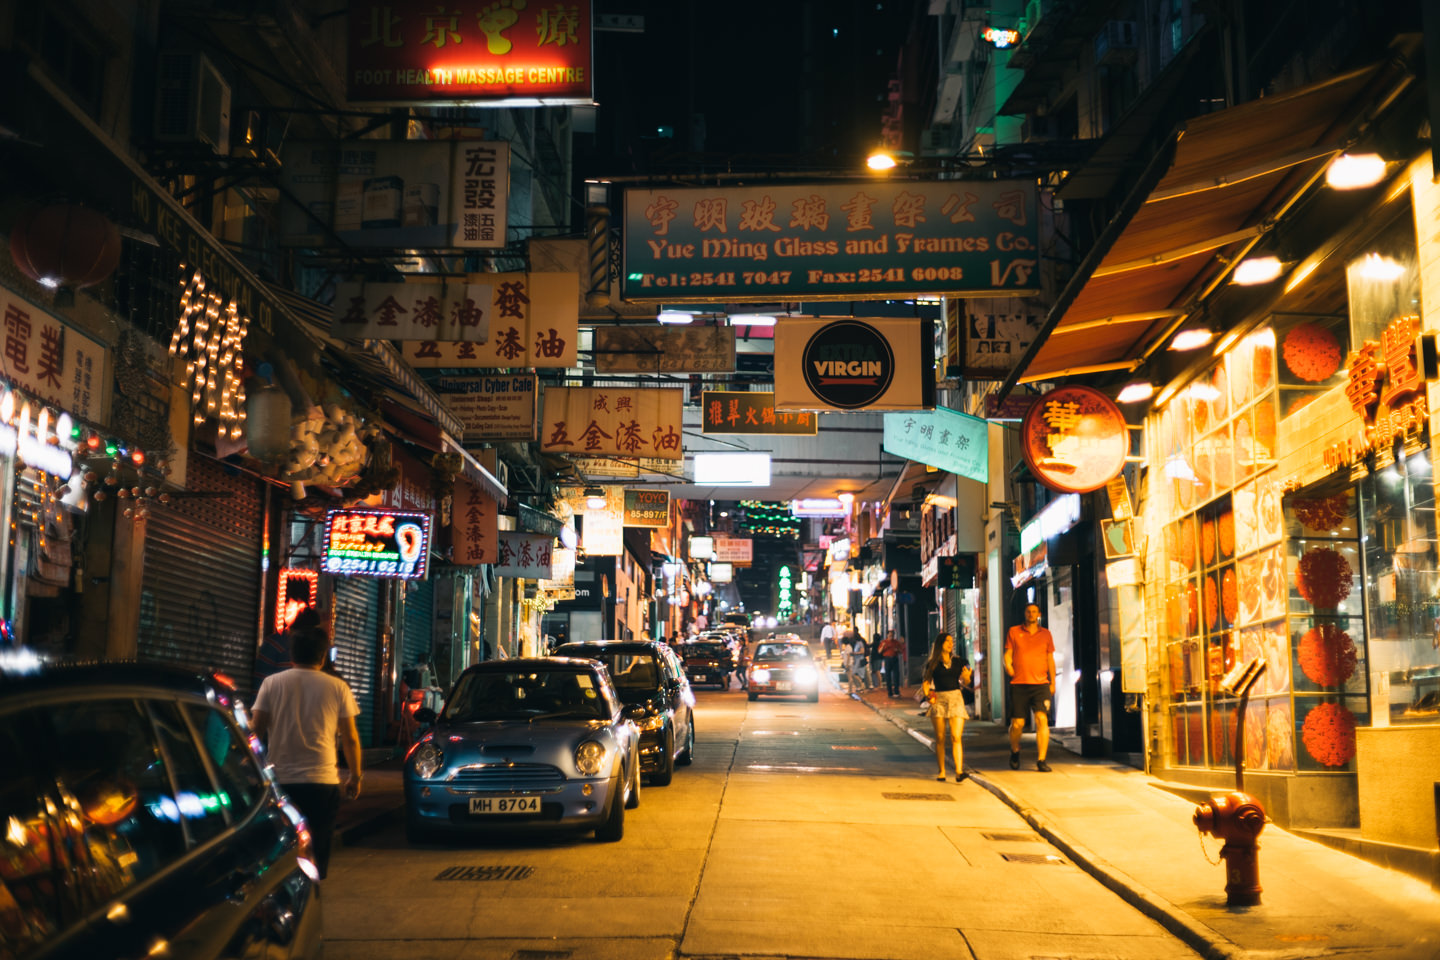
[
  {"xmin": 333, "ymin": 577, "xmax": 379, "ymax": 746},
  {"xmin": 400, "ymin": 578, "xmax": 435, "ymax": 671},
  {"xmin": 138, "ymin": 456, "xmax": 263, "ymax": 697}
]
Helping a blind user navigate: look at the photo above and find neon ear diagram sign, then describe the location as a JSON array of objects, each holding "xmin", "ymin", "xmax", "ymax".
[
  {"xmin": 276, "ymin": 568, "xmax": 319, "ymax": 632},
  {"xmin": 322, "ymin": 508, "xmax": 432, "ymax": 580}
]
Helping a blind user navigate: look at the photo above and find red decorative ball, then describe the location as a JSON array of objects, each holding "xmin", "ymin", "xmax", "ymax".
[
  {"xmin": 1301, "ymin": 702, "xmax": 1357, "ymax": 767},
  {"xmin": 9, "ymin": 204, "xmax": 122, "ymax": 289},
  {"xmin": 1298, "ymin": 624, "xmax": 1358, "ymax": 687},
  {"xmin": 1282, "ymin": 323, "xmax": 1343, "ymax": 382},
  {"xmin": 1296, "ymin": 548, "xmax": 1352, "ymax": 609}
]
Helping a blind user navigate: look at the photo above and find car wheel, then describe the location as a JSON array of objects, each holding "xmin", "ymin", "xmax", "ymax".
[
  {"xmin": 649, "ymin": 729, "xmax": 675, "ymax": 786},
  {"xmin": 677, "ymin": 713, "xmax": 695, "ymax": 766},
  {"xmin": 595, "ymin": 773, "xmax": 625, "ymax": 842},
  {"xmin": 747, "ymin": 690, "xmax": 758, "ymax": 702},
  {"xmin": 625, "ymin": 754, "xmax": 642, "ymax": 809}
]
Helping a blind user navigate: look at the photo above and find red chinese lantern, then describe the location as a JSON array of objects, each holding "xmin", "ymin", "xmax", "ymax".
[{"xmin": 9, "ymin": 204, "xmax": 122, "ymax": 289}]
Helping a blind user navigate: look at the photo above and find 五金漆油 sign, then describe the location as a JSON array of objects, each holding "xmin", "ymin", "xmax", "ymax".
[
  {"xmin": 322, "ymin": 509, "xmax": 432, "ymax": 580},
  {"xmin": 1020, "ymin": 386, "xmax": 1128, "ymax": 494}
]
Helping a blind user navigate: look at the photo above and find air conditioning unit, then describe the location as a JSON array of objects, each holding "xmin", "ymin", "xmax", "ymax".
[
  {"xmin": 155, "ymin": 52, "xmax": 231, "ymax": 153},
  {"xmin": 1095, "ymin": 20, "xmax": 1138, "ymax": 66}
]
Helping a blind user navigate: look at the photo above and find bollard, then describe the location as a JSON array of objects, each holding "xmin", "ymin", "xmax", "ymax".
[{"xmin": 1194, "ymin": 656, "xmax": 1268, "ymax": 905}]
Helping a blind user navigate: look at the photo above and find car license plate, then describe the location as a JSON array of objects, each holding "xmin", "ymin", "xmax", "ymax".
[
  {"xmin": 469, "ymin": 796, "xmax": 540, "ymax": 815},
  {"xmin": 775, "ymin": 681, "xmax": 792, "ymax": 692}
]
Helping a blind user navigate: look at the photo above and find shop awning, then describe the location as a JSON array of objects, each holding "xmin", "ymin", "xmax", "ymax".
[{"xmin": 999, "ymin": 62, "xmax": 1391, "ymax": 398}]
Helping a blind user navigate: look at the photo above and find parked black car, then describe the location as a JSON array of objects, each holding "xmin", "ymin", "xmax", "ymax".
[
  {"xmin": 554, "ymin": 640, "xmax": 695, "ymax": 786},
  {"xmin": 0, "ymin": 658, "xmax": 322, "ymax": 960},
  {"xmin": 677, "ymin": 641, "xmax": 734, "ymax": 688}
]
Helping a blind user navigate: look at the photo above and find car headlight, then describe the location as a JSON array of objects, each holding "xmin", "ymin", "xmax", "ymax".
[
  {"xmin": 412, "ymin": 742, "xmax": 443, "ymax": 780},
  {"xmin": 575, "ymin": 740, "xmax": 608, "ymax": 776},
  {"xmin": 794, "ymin": 666, "xmax": 818, "ymax": 683},
  {"xmin": 635, "ymin": 712, "xmax": 666, "ymax": 732},
  {"xmin": 751, "ymin": 668, "xmax": 770, "ymax": 684}
]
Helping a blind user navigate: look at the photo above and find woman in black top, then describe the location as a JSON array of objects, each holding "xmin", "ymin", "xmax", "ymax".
[{"xmin": 921, "ymin": 632, "xmax": 972, "ymax": 782}]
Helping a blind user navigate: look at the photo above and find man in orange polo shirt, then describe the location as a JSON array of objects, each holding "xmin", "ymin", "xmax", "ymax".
[{"xmin": 1004, "ymin": 603, "xmax": 1056, "ymax": 772}]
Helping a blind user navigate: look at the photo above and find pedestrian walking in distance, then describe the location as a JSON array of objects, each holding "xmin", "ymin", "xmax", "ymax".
[
  {"xmin": 879, "ymin": 630, "xmax": 905, "ymax": 697},
  {"xmin": 252, "ymin": 625, "xmax": 363, "ymax": 878},
  {"xmin": 1005, "ymin": 603, "xmax": 1057, "ymax": 772},
  {"xmin": 820, "ymin": 621, "xmax": 834, "ymax": 660},
  {"xmin": 921, "ymin": 632, "xmax": 971, "ymax": 781},
  {"xmin": 847, "ymin": 631, "xmax": 869, "ymax": 695}
]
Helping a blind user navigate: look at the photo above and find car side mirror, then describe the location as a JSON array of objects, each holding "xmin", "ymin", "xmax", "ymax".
[
  {"xmin": 414, "ymin": 707, "xmax": 437, "ymax": 724},
  {"xmin": 622, "ymin": 704, "xmax": 648, "ymax": 721}
]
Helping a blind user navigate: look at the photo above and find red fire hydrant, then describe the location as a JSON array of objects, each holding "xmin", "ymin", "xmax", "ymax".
[
  {"xmin": 1195, "ymin": 655, "xmax": 1269, "ymax": 906},
  {"xmin": 1193, "ymin": 791, "xmax": 1266, "ymax": 905}
]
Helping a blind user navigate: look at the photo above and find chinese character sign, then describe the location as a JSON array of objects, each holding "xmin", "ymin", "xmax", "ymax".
[
  {"xmin": 399, "ymin": 272, "xmax": 578, "ymax": 368},
  {"xmin": 494, "ymin": 531, "xmax": 555, "ymax": 579},
  {"xmin": 347, "ymin": 1, "xmax": 593, "ymax": 104},
  {"xmin": 713, "ymin": 537, "xmax": 753, "ymax": 565},
  {"xmin": 540, "ymin": 386, "xmax": 684, "ymax": 460},
  {"xmin": 700, "ymin": 391, "xmax": 818, "ymax": 435},
  {"xmin": 882, "ymin": 406, "xmax": 989, "ymax": 484},
  {"xmin": 279, "ymin": 141, "xmax": 510, "ymax": 249},
  {"xmin": 332, "ymin": 280, "xmax": 491, "ymax": 341},
  {"xmin": 322, "ymin": 509, "xmax": 432, "ymax": 579},
  {"xmin": 622, "ymin": 180, "xmax": 1039, "ymax": 301},
  {"xmin": 593, "ymin": 326, "xmax": 735, "ymax": 373},
  {"xmin": 451, "ymin": 479, "xmax": 498, "ymax": 565},
  {"xmin": 1020, "ymin": 386, "xmax": 1129, "ymax": 494},
  {"xmin": 0, "ymin": 291, "xmax": 105, "ymax": 422}
]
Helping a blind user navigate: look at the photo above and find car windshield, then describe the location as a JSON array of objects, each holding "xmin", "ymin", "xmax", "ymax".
[
  {"xmin": 680, "ymin": 643, "xmax": 728, "ymax": 659},
  {"xmin": 755, "ymin": 643, "xmax": 810, "ymax": 661},
  {"xmin": 560, "ymin": 649, "xmax": 663, "ymax": 698},
  {"xmin": 441, "ymin": 668, "xmax": 606, "ymax": 722}
]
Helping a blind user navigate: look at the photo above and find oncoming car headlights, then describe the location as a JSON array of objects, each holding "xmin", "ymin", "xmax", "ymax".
[
  {"xmin": 794, "ymin": 665, "xmax": 818, "ymax": 684},
  {"xmin": 574, "ymin": 740, "xmax": 608, "ymax": 776},
  {"xmin": 411, "ymin": 741, "xmax": 443, "ymax": 779},
  {"xmin": 750, "ymin": 668, "xmax": 771, "ymax": 684}
]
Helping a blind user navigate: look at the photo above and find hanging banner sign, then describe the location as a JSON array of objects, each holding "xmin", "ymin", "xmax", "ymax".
[
  {"xmin": 594, "ymin": 326, "xmax": 735, "ymax": 373},
  {"xmin": 622, "ymin": 489, "xmax": 670, "ymax": 527},
  {"xmin": 322, "ymin": 508, "xmax": 432, "ymax": 579},
  {"xmin": 713, "ymin": 536, "xmax": 753, "ymax": 565},
  {"xmin": 398, "ymin": 272, "xmax": 578, "ymax": 367},
  {"xmin": 882, "ymin": 406, "xmax": 989, "ymax": 484},
  {"xmin": 570, "ymin": 456, "xmax": 639, "ymax": 478},
  {"xmin": 280, "ymin": 140, "xmax": 510, "ymax": 249},
  {"xmin": 347, "ymin": 2, "xmax": 593, "ymax": 105},
  {"xmin": 701, "ymin": 391, "xmax": 818, "ymax": 435},
  {"xmin": 622, "ymin": 180, "xmax": 1039, "ymax": 302},
  {"xmin": 332, "ymin": 279, "xmax": 491, "ymax": 341},
  {"xmin": 451, "ymin": 479, "xmax": 499, "ymax": 565},
  {"xmin": 774, "ymin": 317, "xmax": 935, "ymax": 411},
  {"xmin": 956, "ymin": 296, "xmax": 1046, "ymax": 380},
  {"xmin": 540, "ymin": 386, "xmax": 684, "ymax": 459},
  {"xmin": 495, "ymin": 531, "xmax": 555, "ymax": 578},
  {"xmin": 0, "ymin": 290, "xmax": 106, "ymax": 422},
  {"xmin": 436, "ymin": 374, "xmax": 539, "ymax": 441},
  {"xmin": 1020, "ymin": 385, "xmax": 1129, "ymax": 494}
]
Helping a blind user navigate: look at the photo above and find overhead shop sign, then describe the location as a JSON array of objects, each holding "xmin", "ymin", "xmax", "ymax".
[
  {"xmin": 398, "ymin": 272, "xmax": 578, "ymax": 368},
  {"xmin": 622, "ymin": 489, "xmax": 670, "ymax": 527},
  {"xmin": 331, "ymin": 279, "xmax": 491, "ymax": 340},
  {"xmin": 347, "ymin": 2, "xmax": 593, "ymax": 105},
  {"xmin": 436, "ymin": 374, "xmax": 538, "ymax": 442},
  {"xmin": 0, "ymin": 290, "xmax": 106, "ymax": 422},
  {"xmin": 621, "ymin": 180, "xmax": 1038, "ymax": 302},
  {"xmin": 701, "ymin": 391, "xmax": 818, "ymax": 435},
  {"xmin": 1020, "ymin": 386, "xmax": 1129, "ymax": 494},
  {"xmin": 593, "ymin": 326, "xmax": 735, "ymax": 373},
  {"xmin": 882, "ymin": 406, "xmax": 989, "ymax": 484},
  {"xmin": 451, "ymin": 479, "xmax": 499, "ymax": 564},
  {"xmin": 540, "ymin": 386, "xmax": 684, "ymax": 460},
  {"xmin": 713, "ymin": 536, "xmax": 753, "ymax": 565},
  {"xmin": 280, "ymin": 141, "xmax": 509, "ymax": 249},
  {"xmin": 774, "ymin": 317, "xmax": 935, "ymax": 412},
  {"xmin": 322, "ymin": 508, "xmax": 432, "ymax": 580},
  {"xmin": 495, "ymin": 531, "xmax": 555, "ymax": 579},
  {"xmin": 950, "ymin": 296, "xmax": 1045, "ymax": 380}
]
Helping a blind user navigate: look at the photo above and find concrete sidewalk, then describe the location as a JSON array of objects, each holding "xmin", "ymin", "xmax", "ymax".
[{"xmin": 855, "ymin": 681, "xmax": 1440, "ymax": 960}]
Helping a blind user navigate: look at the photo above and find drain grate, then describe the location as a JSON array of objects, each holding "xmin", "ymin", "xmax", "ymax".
[
  {"xmin": 982, "ymin": 832, "xmax": 1039, "ymax": 842},
  {"xmin": 830, "ymin": 744, "xmax": 878, "ymax": 750},
  {"xmin": 1001, "ymin": 852, "xmax": 1066, "ymax": 865},
  {"xmin": 881, "ymin": 791, "xmax": 955, "ymax": 801},
  {"xmin": 513, "ymin": 951, "xmax": 573, "ymax": 960},
  {"xmin": 435, "ymin": 865, "xmax": 534, "ymax": 881}
]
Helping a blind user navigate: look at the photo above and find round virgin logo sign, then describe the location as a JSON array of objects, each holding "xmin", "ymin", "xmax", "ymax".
[{"xmin": 802, "ymin": 320, "xmax": 895, "ymax": 409}]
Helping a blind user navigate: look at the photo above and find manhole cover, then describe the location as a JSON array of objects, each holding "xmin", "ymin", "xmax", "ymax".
[
  {"xmin": 881, "ymin": 791, "xmax": 955, "ymax": 801},
  {"xmin": 982, "ymin": 832, "xmax": 1039, "ymax": 842},
  {"xmin": 435, "ymin": 865, "xmax": 534, "ymax": 881},
  {"xmin": 830, "ymin": 744, "xmax": 878, "ymax": 750},
  {"xmin": 1001, "ymin": 852, "xmax": 1066, "ymax": 865}
]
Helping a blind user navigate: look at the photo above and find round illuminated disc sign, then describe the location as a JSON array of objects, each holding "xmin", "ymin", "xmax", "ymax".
[
  {"xmin": 1020, "ymin": 385, "xmax": 1129, "ymax": 494},
  {"xmin": 802, "ymin": 320, "xmax": 895, "ymax": 408}
]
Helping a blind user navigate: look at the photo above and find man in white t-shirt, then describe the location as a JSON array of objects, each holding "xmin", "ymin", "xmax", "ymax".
[
  {"xmin": 253, "ymin": 625, "xmax": 362, "ymax": 878},
  {"xmin": 820, "ymin": 621, "xmax": 835, "ymax": 660}
]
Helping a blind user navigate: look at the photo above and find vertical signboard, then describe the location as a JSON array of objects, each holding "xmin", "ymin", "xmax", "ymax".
[
  {"xmin": 398, "ymin": 272, "xmax": 578, "ymax": 368},
  {"xmin": 451, "ymin": 479, "xmax": 498, "ymax": 564}
]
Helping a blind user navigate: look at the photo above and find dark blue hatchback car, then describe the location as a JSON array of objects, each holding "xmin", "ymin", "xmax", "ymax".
[{"xmin": 0, "ymin": 658, "xmax": 322, "ymax": 960}]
